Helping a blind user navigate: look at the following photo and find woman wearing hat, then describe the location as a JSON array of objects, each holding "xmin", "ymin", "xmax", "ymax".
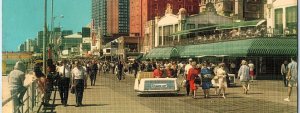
[
  {"xmin": 71, "ymin": 61, "xmax": 86, "ymax": 107},
  {"xmin": 216, "ymin": 63, "xmax": 227, "ymax": 99},
  {"xmin": 187, "ymin": 61, "xmax": 200, "ymax": 99}
]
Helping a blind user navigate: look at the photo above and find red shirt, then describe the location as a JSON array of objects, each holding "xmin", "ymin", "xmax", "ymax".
[
  {"xmin": 153, "ymin": 69, "xmax": 163, "ymax": 78},
  {"xmin": 187, "ymin": 68, "xmax": 199, "ymax": 81}
]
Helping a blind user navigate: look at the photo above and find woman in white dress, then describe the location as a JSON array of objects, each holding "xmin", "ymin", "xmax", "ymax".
[{"xmin": 216, "ymin": 63, "xmax": 227, "ymax": 99}]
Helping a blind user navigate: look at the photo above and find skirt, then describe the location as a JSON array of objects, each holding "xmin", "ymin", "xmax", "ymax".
[
  {"xmin": 202, "ymin": 81, "xmax": 211, "ymax": 89},
  {"xmin": 249, "ymin": 70, "xmax": 255, "ymax": 77},
  {"xmin": 189, "ymin": 80, "xmax": 197, "ymax": 91}
]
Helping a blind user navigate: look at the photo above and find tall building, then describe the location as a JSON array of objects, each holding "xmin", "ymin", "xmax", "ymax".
[
  {"xmin": 130, "ymin": 0, "xmax": 200, "ymax": 37},
  {"xmin": 92, "ymin": 0, "xmax": 107, "ymax": 35},
  {"xmin": 18, "ymin": 44, "xmax": 25, "ymax": 52},
  {"xmin": 37, "ymin": 31, "xmax": 50, "ymax": 52},
  {"xmin": 25, "ymin": 39, "xmax": 35, "ymax": 52},
  {"xmin": 92, "ymin": 0, "xmax": 129, "ymax": 36}
]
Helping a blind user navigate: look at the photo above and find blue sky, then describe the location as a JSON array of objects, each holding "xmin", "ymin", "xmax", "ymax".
[{"xmin": 2, "ymin": 0, "xmax": 91, "ymax": 51}]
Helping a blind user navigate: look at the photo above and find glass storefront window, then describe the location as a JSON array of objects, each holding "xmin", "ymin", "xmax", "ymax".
[
  {"xmin": 286, "ymin": 6, "xmax": 297, "ymax": 34},
  {"xmin": 274, "ymin": 8, "xmax": 283, "ymax": 34}
]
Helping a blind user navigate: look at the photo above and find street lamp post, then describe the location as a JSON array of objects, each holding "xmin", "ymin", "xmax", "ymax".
[
  {"xmin": 43, "ymin": 0, "xmax": 47, "ymax": 73},
  {"xmin": 50, "ymin": 0, "xmax": 64, "ymax": 61}
]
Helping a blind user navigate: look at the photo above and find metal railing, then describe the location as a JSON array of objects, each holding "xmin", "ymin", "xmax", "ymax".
[
  {"xmin": 2, "ymin": 76, "xmax": 42, "ymax": 113},
  {"xmin": 161, "ymin": 28, "xmax": 297, "ymax": 47}
]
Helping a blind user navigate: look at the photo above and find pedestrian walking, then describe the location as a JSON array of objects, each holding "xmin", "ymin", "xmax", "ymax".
[
  {"xmin": 216, "ymin": 63, "xmax": 227, "ymax": 99},
  {"xmin": 200, "ymin": 63, "xmax": 213, "ymax": 98},
  {"xmin": 58, "ymin": 60, "xmax": 71, "ymax": 106},
  {"xmin": 8, "ymin": 61, "xmax": 27, "ymax": 113},
  {"xmin": 98, "ymin": 62, "xmax": 101, "ymax": 76},
  {"xmin": 212, "ymin": 63, "xmax": 220, "ymax": 95},
  {"xmin": 110, "ymin": 62, "xmax": 116, "ymax": 74},
  {"xmin": 117, "ymin": 61, "xmax": 124, "ymax": 81},
  {"xmin": 281, "ymin": 60, "xmax": 289, "ymax": 87},
  {"xmin": 248, "ymin": 60, "xmax": 255, "ymax": 81},
  {"xmin": 238, "ymin": 60, "xmax": 250, "ymax": 95},
  {"xmin": 187, "ymin": 61, "xmax": 199, "ymax": 99},
  {"xmin": 184, "ymin": 59, "xmax": 193, "ymax": 96},
  {"xmin": 85, "ymin": 62, "xmax": 91, "ymax": 88},
  {"xmin": 71, "ymin": 61, "xmax": 86, "ymax": 107},
  {"xmin": 128, "ymin": 62, "xmax": 133, "ymax": 74},
  {"xmin": 132, "ymin": 60, "xmax": 139, "ymax": 78},
  {"xmin": 90, "ymin": 60, "xmax": 98, "ymax": 86},
  {"xmin": 284, "ymin": 56, "xmax": 297, "ymax": 102}
]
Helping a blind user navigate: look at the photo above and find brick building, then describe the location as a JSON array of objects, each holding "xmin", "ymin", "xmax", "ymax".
[{"xmin": 130, "ymin": 0, "xmax": 199, "ymax": 52}]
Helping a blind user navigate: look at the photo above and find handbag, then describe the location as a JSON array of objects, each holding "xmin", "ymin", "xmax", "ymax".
[
  {"xmin": 70, "ymin": 86, "xmax": 75, "ymax": 94},
  {"xmin": 181, "ymin": 80, "xmax": 187, "ymax": 87},
  {"xmin": 194, "ymin": 76, "xmax": 201, "ymax": 84}
]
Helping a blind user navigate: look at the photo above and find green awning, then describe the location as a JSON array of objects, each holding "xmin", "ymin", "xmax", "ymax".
[
  {"xmin": 178, "ymin": 38, "xmax": 297, "ymax": 58},
  {"xmin": 135, "ymin": 54, "xmax": 143, "ymax": 61},
  {"xmin": 217, "ymin": 19, "xmax": 266, "ymax": 30},
  {"xmin": 144, "ymin": 47, "xmax": 179, "ymax": 59}
]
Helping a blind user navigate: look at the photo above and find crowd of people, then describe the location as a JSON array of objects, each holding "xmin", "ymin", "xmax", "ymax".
[{"xmin": 7, "ymin": 56, "xmax": 297, "ymax": 111}]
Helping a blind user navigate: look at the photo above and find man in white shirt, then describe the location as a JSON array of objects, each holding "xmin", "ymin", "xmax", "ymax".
[
  {"xmin": 58, "ymin": 60, "xmax": 71, "ymax": 106},
  {"xmin": 184, "ymin": 58, "xmax": 193, "ymax": 96},
  {"xmin": 71, "ymin": 61, "xmax": 86, "ymax": 107},
  {"xmin": 284, "ymin": 57, "xmax": 298, "ymax": 102}
]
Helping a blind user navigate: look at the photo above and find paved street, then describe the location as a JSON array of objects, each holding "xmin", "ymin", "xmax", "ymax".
[{"xmin": 42, "ymin": 73, "xmax": 297, "ymax": 113}]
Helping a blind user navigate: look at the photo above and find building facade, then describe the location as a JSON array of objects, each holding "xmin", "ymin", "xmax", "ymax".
[
  {"xmin": 61, "ymin": 33, "xmax": 83, "ymax": 56},
  {"xmin": 37, "ymin": 31, "xmax": 48, "ymax": 52},
  {"xmin": 130, "ymin": 0, "xmax": 200, "ymax": 53},
  {"xmin": 154, "ymin": 5, "xmax": 233, "ymax": 47},
  {"xmin": 266, "ymin": 0, "xmax": 297, "ymax": 35},
  {"xmin": 25, "ymin": 39, "xmax": 36, "ymax": 52},
  {"xmin": 199, "ymin": 0, "xmax": 264, "ymax": 20}
]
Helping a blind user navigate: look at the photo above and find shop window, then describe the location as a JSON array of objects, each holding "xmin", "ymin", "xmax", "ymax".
[
  {"xmin": 286, "ymin": 6, "xmax": 297, "ymax": 33},
  {"xmin": 274, "ymin": 8, "xmax": 283, "ymax": 34}
]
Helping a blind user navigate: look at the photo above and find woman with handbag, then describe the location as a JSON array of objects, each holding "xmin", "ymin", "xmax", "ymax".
[
  {"xmin": 187, "ymin": 61, "xmax": 200, "ymax": 99},
  {"xmin": 200, "ymin": 63, "xmax": 213, "ymax": 98},
  {"xmin": 71, "ymin": 61, "xmax": 86, "ymax": 107}
]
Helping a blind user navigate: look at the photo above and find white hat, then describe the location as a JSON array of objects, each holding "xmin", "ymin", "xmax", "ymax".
[{"xmin": 188, "ymin": 58, "xmax": 193, "ymax": 61}]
